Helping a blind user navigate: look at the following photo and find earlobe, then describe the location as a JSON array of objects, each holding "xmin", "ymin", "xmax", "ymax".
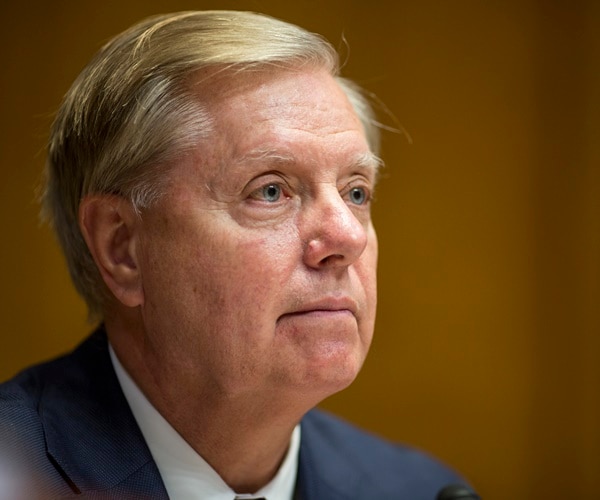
[{"xmin": 79, "ymin": 195, "xmax": 144, "ymax": 308}]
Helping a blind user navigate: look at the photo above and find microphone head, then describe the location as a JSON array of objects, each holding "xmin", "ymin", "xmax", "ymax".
[{"xmin": 436, "ymin": 484, "xmax": 481, "ymax": 500}]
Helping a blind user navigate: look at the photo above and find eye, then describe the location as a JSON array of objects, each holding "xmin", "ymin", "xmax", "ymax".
[
  {"xmin": 262, "ymin": 184, "xmax": 281, "ymax": 202},
  {"xmin": 250, "ymin": 183, "xmax": 283, "ymax": 203},
  {"xmin": 348, "ymin": 186, "xmax": 369, "ymax": 205}
]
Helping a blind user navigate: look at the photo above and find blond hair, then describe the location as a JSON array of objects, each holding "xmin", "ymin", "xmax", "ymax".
[{"xmin": 42, "ymin": 10, "xmax": 380, "ymax": 318}]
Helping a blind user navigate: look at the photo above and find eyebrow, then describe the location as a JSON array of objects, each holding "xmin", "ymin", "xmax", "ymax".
[
  {"xmin": 235, "ymin": 148, "xmax": 384, "ymax": 174},
  {"xmin": 354, "ymin": 151, "xmax": 385, "ymax": 173}
]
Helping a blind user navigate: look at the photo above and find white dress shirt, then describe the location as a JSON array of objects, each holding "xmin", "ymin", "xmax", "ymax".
[{"xmin": 109, "ymin": 346, "xmax": 300, "ymax": 500}]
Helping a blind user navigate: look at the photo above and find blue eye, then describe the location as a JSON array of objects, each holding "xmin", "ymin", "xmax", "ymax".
[
  {"xmin": 261, "ymin": 184, "xmax": 282, "ymax": 202},
  {"xmin": 348, "ymin": 187, "xmax": 368, "ymax": 205}
]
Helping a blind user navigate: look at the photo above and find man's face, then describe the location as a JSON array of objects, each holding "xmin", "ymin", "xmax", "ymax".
[{"xmin": 134, "ymin": 68, "xmax": 378, "ymax": 405}]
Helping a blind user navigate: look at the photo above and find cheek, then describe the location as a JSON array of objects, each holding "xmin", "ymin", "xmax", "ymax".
[
  {"xmin": 362, "ymin": 227, "xmax": 379, "ymax": 302},
  {"xmin": 175, "ymin": 223, "xmax": 301, "ymax": 323},
  {"xmin": 357, "ymin": 229, "xmax": 379, "ymax": 340},
  {"xmin": 230, "ymin": 225, "xmax": 302, "ymax": 288}
]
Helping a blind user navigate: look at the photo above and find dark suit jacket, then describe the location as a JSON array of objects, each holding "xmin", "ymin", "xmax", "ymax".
[{"xmin": 0, "ymin": 328, "xmax": 462, "ymax": 499}]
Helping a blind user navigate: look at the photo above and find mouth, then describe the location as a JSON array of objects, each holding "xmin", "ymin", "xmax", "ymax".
[{"xmin": 278, "ymin": 296, "xmax": 358, "ymax": 322}]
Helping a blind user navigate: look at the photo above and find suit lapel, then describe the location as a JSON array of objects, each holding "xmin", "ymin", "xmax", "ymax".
[{"xmin": 40, "ymin": 328, "xmax": 168, "ymax": 498}]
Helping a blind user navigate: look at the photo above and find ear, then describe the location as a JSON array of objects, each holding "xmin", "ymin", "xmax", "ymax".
[{"xmin": 79, "ymin": 195, "xmax": 144, "ymax": 308}]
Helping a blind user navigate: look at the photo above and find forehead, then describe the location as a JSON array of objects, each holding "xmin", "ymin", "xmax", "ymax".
[{"xmin": 192, "ymin": 67, "xmax": 372, "ymax": 172}]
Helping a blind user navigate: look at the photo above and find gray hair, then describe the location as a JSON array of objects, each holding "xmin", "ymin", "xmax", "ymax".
[{"xmin": 42, "ymin": 10, "xmax": 381, "ymax": 319}]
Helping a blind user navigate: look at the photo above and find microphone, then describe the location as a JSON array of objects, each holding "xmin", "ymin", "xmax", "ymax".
[{"xmin": 436, "ymin": 484, "xmax": 481, "ymax": 500}]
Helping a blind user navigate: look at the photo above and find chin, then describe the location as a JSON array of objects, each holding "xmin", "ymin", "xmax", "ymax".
[{"xmin": 300, "ymin": 346, "xmax": 365, "ymax": 396}]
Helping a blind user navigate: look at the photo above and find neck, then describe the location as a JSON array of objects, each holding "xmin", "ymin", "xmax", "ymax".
[
  {"xmin": 161, "ymin": 393, "xmax": 299, "ymax": 492},
  {"xmin": 106, "ymin": 316, "xmax": 307, "ymax": 492}
]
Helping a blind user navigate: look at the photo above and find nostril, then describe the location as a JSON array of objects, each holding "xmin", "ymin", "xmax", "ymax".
[{"xmin": 318, "ymin": 254, "xmax": 345, "ymax": 267}]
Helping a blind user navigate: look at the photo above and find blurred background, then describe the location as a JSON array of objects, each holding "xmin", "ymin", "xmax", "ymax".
[{"xmin": 0, "ymin": 1, "xmax": 598, "ymax": 499}]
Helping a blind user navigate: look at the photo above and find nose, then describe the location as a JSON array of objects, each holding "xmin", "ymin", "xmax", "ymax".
[{"xmin": 302, "ymin": 188, "xmax": 369, "ymax": 269}]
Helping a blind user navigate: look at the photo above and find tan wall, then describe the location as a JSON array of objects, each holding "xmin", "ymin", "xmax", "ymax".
[{"xmin": 1, "ymin": 1, "xmax": 598, "ymax": 499}]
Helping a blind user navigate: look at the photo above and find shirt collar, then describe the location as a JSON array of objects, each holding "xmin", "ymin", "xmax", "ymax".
[{"xmin": 109, "ymin": 345, "xmax": 300, "ymax": 500}]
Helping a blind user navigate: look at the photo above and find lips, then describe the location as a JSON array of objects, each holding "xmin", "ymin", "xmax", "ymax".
[{"xmin": 278, "ymin": 296, "xmax": 358, "ymax": 322}]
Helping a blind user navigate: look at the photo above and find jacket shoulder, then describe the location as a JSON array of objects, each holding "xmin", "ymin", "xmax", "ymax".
[
  {"xmin": 299, "ymin": 409, "xmax": 464, "ymax": 500},
  {"xmin": 0, "ymin": 358, "xmax": 79, "ymax": 497},
  {"xmin": 0, "ymin": 329, "xmax": 165, "ymax": 498},
  {"xmin": 0, "ymin": 352, "xmax": 62, "ymax": 433}
]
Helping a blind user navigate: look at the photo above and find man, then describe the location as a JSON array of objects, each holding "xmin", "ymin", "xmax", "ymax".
[{"xmin": 0, "ymin": 11, "xmax": 465, "ymax": 499}]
